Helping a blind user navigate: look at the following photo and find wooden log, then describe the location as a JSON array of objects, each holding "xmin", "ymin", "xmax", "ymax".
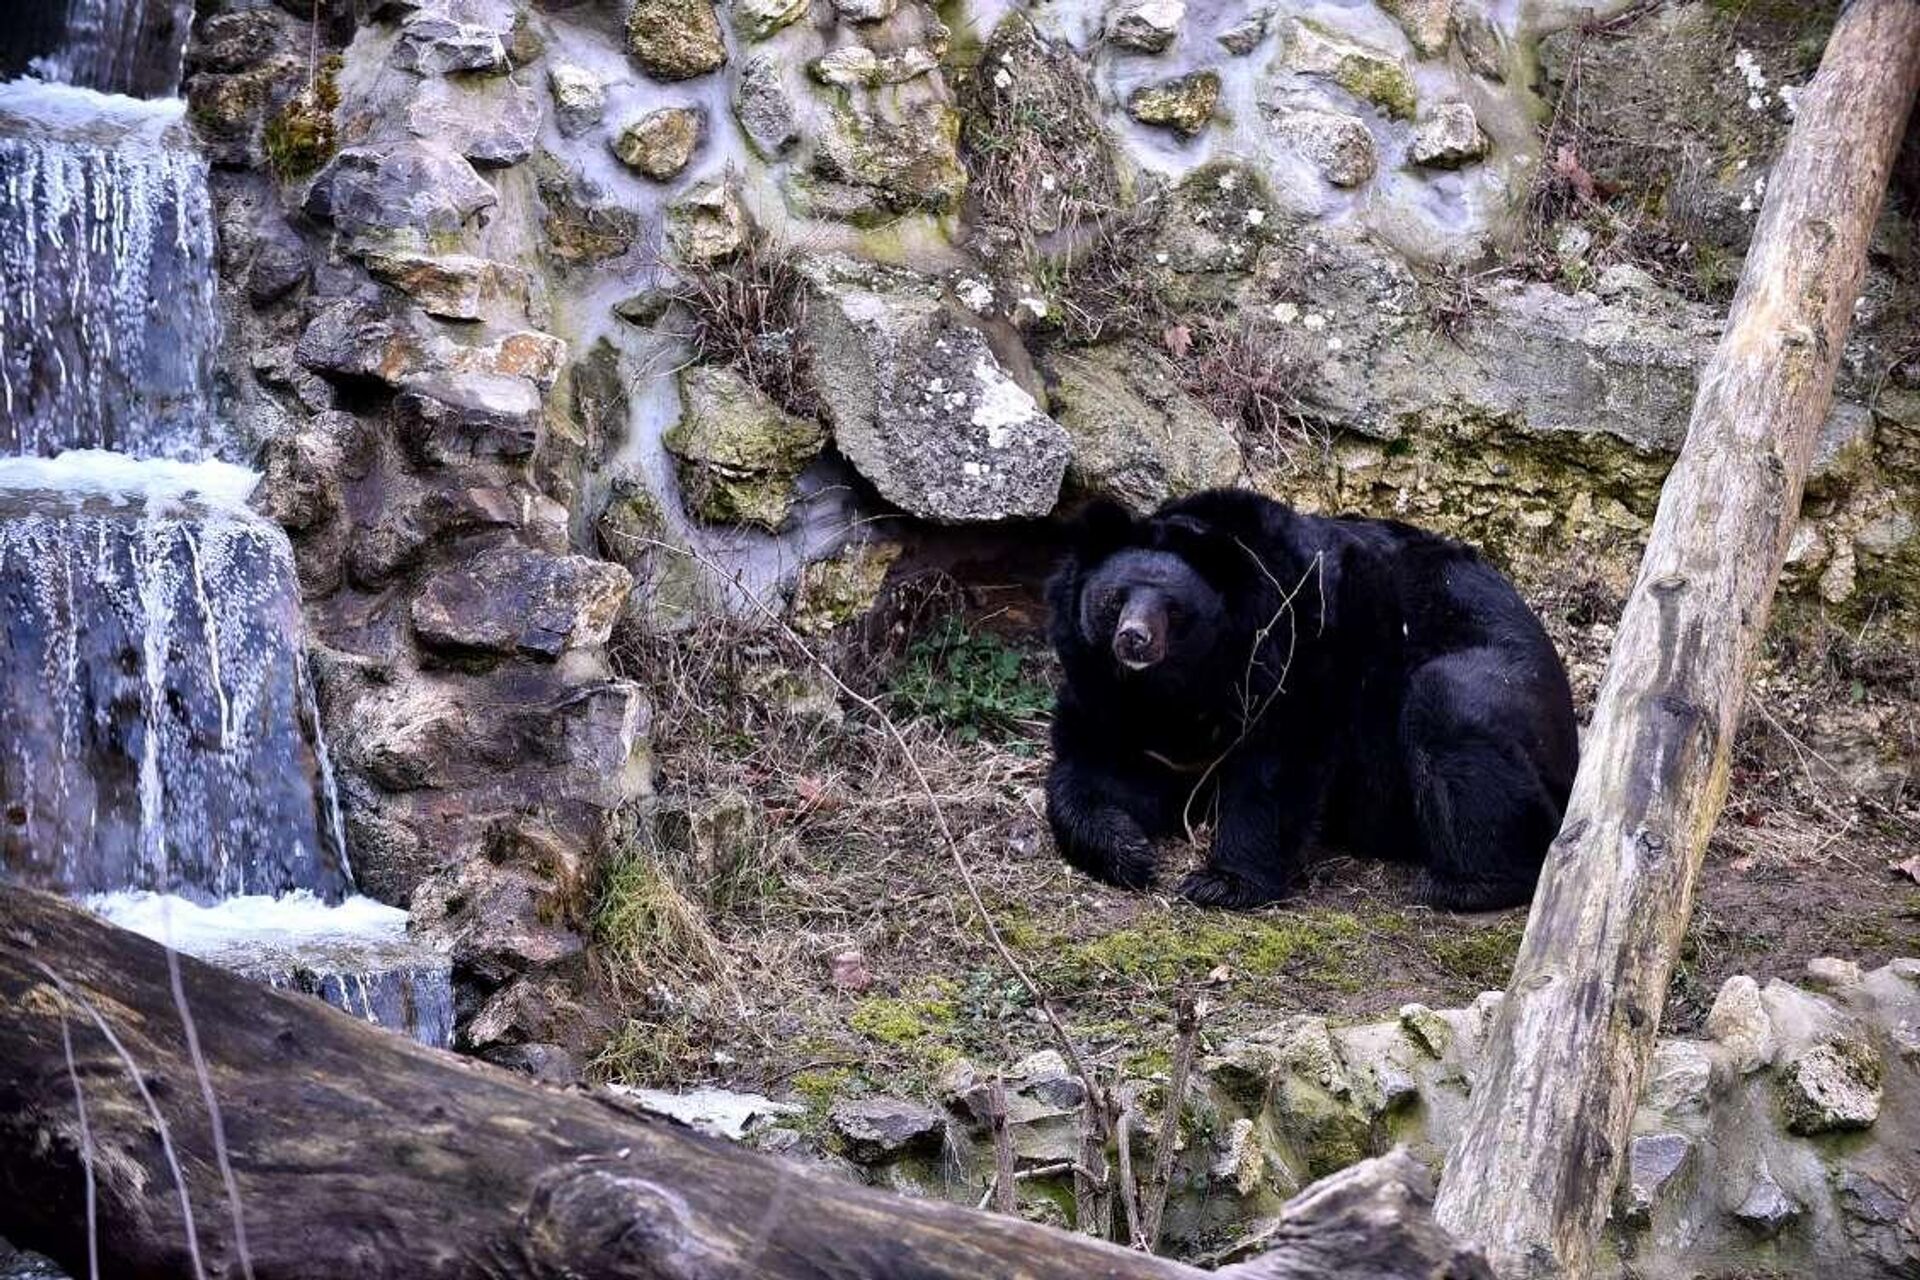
[
  {"xmin": 1432, "ymin": 5, "xmax": 1920, "ymax": 1277},
  {"xmin": 0, "ymin": 886, "xmax": 1481, "ymax": 1280}
]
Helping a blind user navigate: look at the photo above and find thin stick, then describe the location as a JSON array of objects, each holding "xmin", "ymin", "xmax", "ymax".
[
  {"xmin": 1141, "ymin": 995, "xmax": 1202, "ymax": 1251},
  {"xmin": 1115, "ymin": 1088, "xmax": 1145, "ymax": 1250},
  {"xmin": 1074, "ymin": 1086, "xmax": 1110, "ymax": 1238},
  {"xmin": 988, "ymin": 1078, "xmax": 1017, "ymax": 1215},
  {"xmin": 57, "ymin": 1001, "xmax": 100, "ymax": 1280}
]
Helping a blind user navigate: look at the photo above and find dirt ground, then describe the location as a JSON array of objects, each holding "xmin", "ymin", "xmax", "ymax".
[{"xmin": 585, "ymin": 558, "xmax": 1920, "ymax": 1113}]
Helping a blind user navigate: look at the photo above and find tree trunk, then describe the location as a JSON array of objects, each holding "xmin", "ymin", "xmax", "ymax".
[
  {"xmin": 0, "ymin": 886, "xmax": 1479, "ymax": 1280},
  {"xmin": 1432, "ymin": 4, "xmax": 1920, "ymax": 1277}
]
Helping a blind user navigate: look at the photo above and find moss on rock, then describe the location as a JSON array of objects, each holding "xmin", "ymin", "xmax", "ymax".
[{"xmin": 663, "ymin": 364, "xmax": 826, "ymax": 530}]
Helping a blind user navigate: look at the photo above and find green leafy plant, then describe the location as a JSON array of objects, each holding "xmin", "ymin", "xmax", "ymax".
[{"xmin": 888, "ymin": 619, "xmax": 1053, "ymax": 744}]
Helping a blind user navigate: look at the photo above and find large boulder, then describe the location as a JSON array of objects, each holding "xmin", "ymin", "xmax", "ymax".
[
  {"xmin": 663, "ymin": 364, "xmax": 826, "ymax": 530},
  {"xmin": 1049, "ymin": 342, "xmax": 1242, "ymax": 514},
  {"xmin": 800, "ymin": 256, "xmax": 1069, "ymax": 523},
  {"xmin": 406, "ymin": 74, "xmax": 542, "ymax": 169},
  {"xmin": 302, "ymin": 143, "xmax": 496, "ymax": 246}
]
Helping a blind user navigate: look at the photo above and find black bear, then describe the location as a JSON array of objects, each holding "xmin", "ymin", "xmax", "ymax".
[{"xmin": 1045, "ymin": 488, "xmax": 1578, "ymax": 911}]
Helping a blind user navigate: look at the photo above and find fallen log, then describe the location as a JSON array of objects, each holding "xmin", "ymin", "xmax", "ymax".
[
  {"xmin": 0, "ymin": 886, "xmax": 1482, "ymax": 1280},
  {"xmin": 1433, "ymin": 4, "xmax": 1920, "ymax": 1278}
]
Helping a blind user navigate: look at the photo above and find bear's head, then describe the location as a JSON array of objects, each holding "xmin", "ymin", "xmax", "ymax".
[{"xmin": 1049, "ymin": 499, "xmax": 1238, "ymax": 685}]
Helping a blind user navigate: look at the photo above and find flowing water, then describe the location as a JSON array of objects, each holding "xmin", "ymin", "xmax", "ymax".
[{"xmin": 0, "ymin": 7, "xmax": 452, "ymax": 1051}]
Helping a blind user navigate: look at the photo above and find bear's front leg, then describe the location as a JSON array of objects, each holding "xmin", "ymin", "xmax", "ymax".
[
  {"xmin": 1176, "ymin": 749, "xmax": 1328, "ymax": 909},
  {"xmin": 1045, "ymin": 753, "xmax": 1162, "ymax": 889}
]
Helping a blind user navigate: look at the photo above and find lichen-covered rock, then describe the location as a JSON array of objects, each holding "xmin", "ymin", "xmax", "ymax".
[
  {"xmin": 612, "ymin": 106, "xmax": 705, "ymax": 180},
  {"xmin": 1378, "ymin": 0, "xmax": 1452, "ymax": 58},
  {"xmin": 391, "ymin": 13, "xmax": 509, "ymax": 76},
  {"xmin": 827, "ymin": 1097, "xmax": 946, "ymax": 1161},
  {"xmin": 392, "ymin": 373, "xmax": 543, "ymax": 466},
  {"xmin": 362, "ymin": 251, "xmax": 529, "ymax": 322},
  {"xmin": 663, "ymin": 364, "xmax": 826, "ymax": 529},
  {"xmin": 1281, "ymin": 19, "xmax": 1417, "ymax": 120},
  {"xmin": 1273, "ymin": 106, "xmax": 1376, "ymax": 186},
  {"xmin": 1106, "ymin": 0, "xmax": 1184, "ymax": 53},
  {"xmin": 734, "ymin": 0, "xmax": 808, "ymax": 39},
  {"xmin": 410, "ymin": 858, "xmax": 585, "ymax": 988},
  {"xmin": 626, "ymin": 0, "xmax": 727, "ymax": 81},
  {"xmin": 547, "ymin": 63, "xmax": 606, "ymax": 137},
  {"xmin": 668, "ymin": 178, "xmax": 751, "ymax": 262},
  {"xmin": 801, "ymin": 256, "xmax": 1069, "ymax": 523},
  {"xmin": 1780, "ymin": 1038, "xmax": 1884, "ymax": 1134},
  {"xmin": 1398, "ymin": 1003, "xmax": 1451, "ymax": 1059},
  {"xmin": 536, "ymin": 158, "xmax": 641, "ymax": 265},
  {"xmin": 808, "ymin": 99, "xmax": 966, "ymax": 220},
  {"xmin": 1645, "ymin": 1040, "xmax": 1712, "ymax": 1117},
  {"xmin": 302, "ymin": 144, "xmax": 496, "ymax": 246},
  {"xmin": 405, "ymin": 74, "xmax": 542, "ymax": 169},
  {"xmin": 734, "ymin": 53, "xmax": 799, "ymax": 157},
  {"xmin": 411, "ymin": 543, "xmax": 632, "ymax": 659},
  {"xmin": 809, "ymin": 45, "xmax": 941, "ymax": 88},
  {"xmin": 1049, "ymin": 343, "xmax": 1240, "ymax": 514},
  {"xmin": 1409, "ymin": 101, "xmax": 1487, "ymax": 168},
  {"xmin": 789, "ymin": 540, "xmax": 902, "ymax": 634},
  {"xmin": 1126, "ymin": 71, "xmax": 1220, "ymax": 136}
]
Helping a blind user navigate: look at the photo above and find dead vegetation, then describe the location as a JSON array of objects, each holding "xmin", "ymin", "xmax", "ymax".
[{"xmin": 659, "ymin": 230, "xmax": 819, "ymax": 419}]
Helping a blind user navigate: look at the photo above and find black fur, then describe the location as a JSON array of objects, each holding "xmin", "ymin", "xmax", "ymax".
[{"xmin": 1044, "ymin": 489, "xmax": 1579, "ymax": 911}]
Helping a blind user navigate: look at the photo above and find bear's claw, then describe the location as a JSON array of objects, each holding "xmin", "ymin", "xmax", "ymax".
[{"xmin": 1175, "ymin": 867, "xmax": 1284, "ymax": 909}]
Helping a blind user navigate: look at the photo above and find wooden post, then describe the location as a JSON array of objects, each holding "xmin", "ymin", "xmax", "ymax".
[
  {"xmin": 1432, "ymin": 4, "xmax": 1920, "ymax": 1277},
  {"xmin": 0, "ymin": 887, "xmax": 1481, "ymax": 1280}
]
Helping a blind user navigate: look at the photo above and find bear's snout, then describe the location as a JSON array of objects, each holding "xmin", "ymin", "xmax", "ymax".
[{"xmin": 1113, "ymin": 599, "xmax": 1167, "ymax": 670}]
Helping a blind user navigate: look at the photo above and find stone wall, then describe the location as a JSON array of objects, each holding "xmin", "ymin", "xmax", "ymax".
[{"xmin": 750, "ymin": 961, "xmax": 1920, "ymax": 1277}]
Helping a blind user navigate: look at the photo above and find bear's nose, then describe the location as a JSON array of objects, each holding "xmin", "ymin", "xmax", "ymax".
[{"xmin": 1113, "ymin": 621, "xmax": 1160, "ymax": 669}]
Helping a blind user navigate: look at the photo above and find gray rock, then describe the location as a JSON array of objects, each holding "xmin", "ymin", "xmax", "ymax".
[
  {"xmin": 410, "ymin": 857, "xmax": 585, "ymax": 987},
  {"xmin": 392, "ymin": 373, "xmax": 543, "ymax": 466},
  {"xmin": 827, "ymin": 1097, "xmax": 946, "ymax": 1161},
  {"xmin": 392, "ymin": 13, "xmax": 508, "ymax": 76},
  {"xmin": 1834, "ymin": 1168, "xmax": 1920, "ymax": 1273},
  {"xmin": 832, "ymin": 0, "xmax": 896, "ymax": 22},
  {"xmin": 1398, "ymin": 1003, "xmax": 1452, "ymax": 1059},
  {"xmin": 411, "ymin": 543, "xmax": 632, "ymax": 659},
  {"xmin": 1644, "ymin": 1040, "xmax": 1712, "ymax": 1117},
  {"xmin": 613, "ymin": 106, "xmax": 705, "ymax": 180},
  {"xmin": 734, "ymin": 53, "xmax": 799, "ymax": 157},
  {"xmin": 1806, "ymin": 957, "xmax": 1865, "ymax": 990},
  {"xmin": 1275, "ymin": 107, "xmax": 1376, "ymax": 186},
  {"xmin": 246, "ymin": 221, "xmax": 311, "ymax": 305},
  {"xmin": 482, "ymin": 1042, "xmax": 581, "ymax": 1084},
  {"xmin": 733, "ymin": 0, "xmax": 807, "ymax": 39},
  {"xmin": 626, "ymin": 0, "xmax": 727, "ymax": 80},
  {"xmin": 668, "ymin": 178, "xmax": 752, "ymax": 262},
  {"xmin": 294, "ymin": 298, "xmax": 416, "ymax": 384},
  {"xmin": 548, "ymin": 63, "xmax": 606, "ymax": 137},
  {"xmin": 406, "ymin": 74, "xmax": 542, "ymax": 168},
  {"xmin": 1217, "ymin": 7, "xmax": 1271, "ymax": 55},
  {"xmin": 302, "ymin": 144, "xmax": 496, "ymax": 245},
  {"xmin": 1126, "ymin": 71, "xmax": 1219, "ymax": 136},
  {"xmin": 187, "ymin": 9, "xmax": 284, "ymax": 73},
  {"xmin": 1409, "ymin": 101, "xmax": 1487, "ymax": 168},
  {"xmin": 1623, "ymin": 1132, "xmax": 1693, "ymax": 1226},
  {"xmin": 1050, "ymin": 342, "xmax": 1241, "ymax": 514},
  {"xmin": 809, "ymin": 45, "xmax": 941, "ymax": 88},
  {"xmin": 800, "ymin": 255, "xmax": 1069, "ymax": 523},
  {"xmin": 1378, "ymin": 0, "xmax": 1452, "ymax": 58},
  {"xmin": 1780, "ymin": 1038, "xmax": 1884, "ymax": 1134},
  {"xmin": 536, "ymin": 158, "xmax": 641, "ymax": 265},
  {"xmin": 1106, "ymin": 0, "xmax": 1184, "ymax": 52},
  {"xmin": 1707, "ymin": 974, "xmax": 1774, "ymax": 1074},
  {"xmin": 1730, "ymin": 1164, "xmax": 1802, "ymax": 1238}
]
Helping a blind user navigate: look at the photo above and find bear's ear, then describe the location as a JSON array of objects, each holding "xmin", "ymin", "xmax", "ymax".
[
  {"xmin": 1060, "ymin": 497, "xmax": 1136, "ymax": 560},
  {"xmin": 1154, "ymin": 513, "xmax": 1244, "ymax": 585}
]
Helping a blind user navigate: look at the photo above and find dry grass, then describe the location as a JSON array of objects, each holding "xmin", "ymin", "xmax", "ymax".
[
  {"xmin": 1177, "ymin": 316, "xmax": 1330, "ymax": 476},
  {"xmin": 661, "ymin": 231, "xmax": 818, "ymax": 419}
]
